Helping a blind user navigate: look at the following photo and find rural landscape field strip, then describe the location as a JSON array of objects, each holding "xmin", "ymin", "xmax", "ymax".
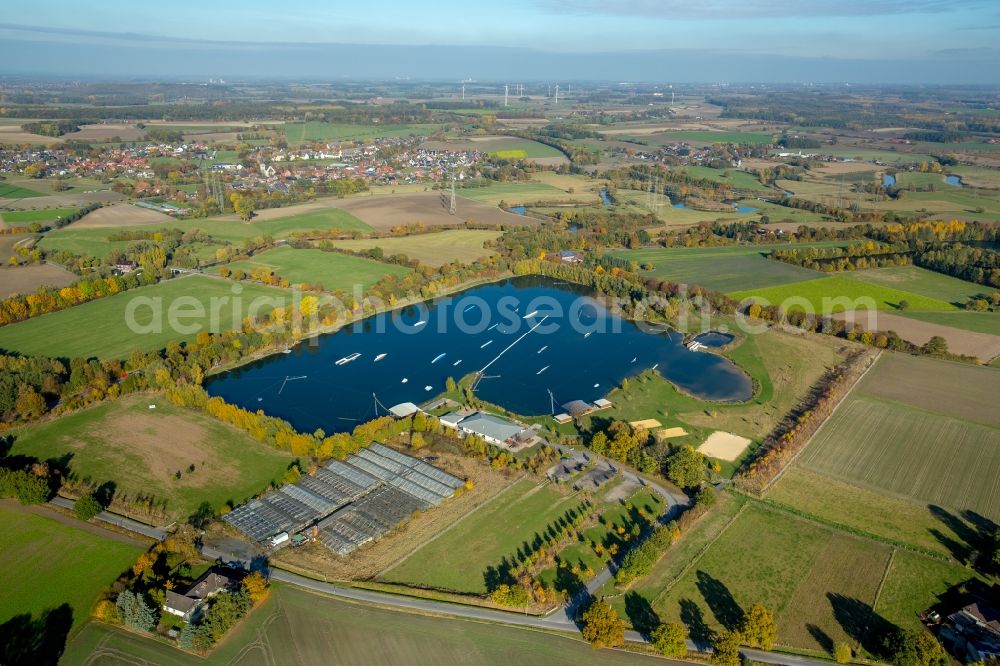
[
  {"xmin": 328, "ymin": 229, "xmax": 500, "ymax": 266},
  {"xmin": 226, "ymin": 246, "xmax": 410, "ymax": 291},
  {"xmin": 729, "ymin": 275, "xmax": 958, "ymax": 313},
  {"xmin": 0, "ymin": 275, "xmax": 290, "ymax": 358},
  {"xmin": 0, "ymin": 503, "xmax": 143, "ymax": 633}
]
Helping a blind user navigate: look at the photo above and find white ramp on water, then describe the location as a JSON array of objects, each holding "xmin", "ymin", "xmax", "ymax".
[{"xmin": 537, "ymin": 366, "xmax": 549, "ymax": 375}]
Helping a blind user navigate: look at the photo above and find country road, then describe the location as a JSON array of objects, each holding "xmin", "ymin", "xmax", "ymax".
[{"xmin": 51, "ymin": 496, "xmax": 826, "ymax": 666}]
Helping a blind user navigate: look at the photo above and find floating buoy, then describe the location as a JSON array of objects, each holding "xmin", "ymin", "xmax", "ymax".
[{"xmin": 401, "ymin": 378, "xmax": 408, "ymax": 384}]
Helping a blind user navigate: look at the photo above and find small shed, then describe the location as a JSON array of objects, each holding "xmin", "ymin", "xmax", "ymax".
[
  {"xmin": 553, "ymin": 413, "xmax": 572, "ymax": 424},
  {"xmin": 593, "ymin": 398, "xmax": 612, "ymax": 409},
  {"xmin": 389, "ymin": 402, "xmax": 420, "ymax": 418},
  {"xmin": 561, "ymin": 400, "xmax": 594, "ymax": 418}
]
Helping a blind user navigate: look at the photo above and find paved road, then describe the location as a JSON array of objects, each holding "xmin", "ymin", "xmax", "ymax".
[{"xmin": 48, "ymin": 496, "xmax": 167, "ymax": 540}]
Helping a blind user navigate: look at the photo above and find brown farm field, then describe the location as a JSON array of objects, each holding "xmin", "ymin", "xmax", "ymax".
[
  {"xmin": 72, "ymin": 203, "xmax": 175, "ymax": 228},
  {"xmin": 330, "ymin": 192, "xmax": 532, "ymax": 230},
  {"xmin": 0, "ymin": 263, "xmax": 77, "ymax": 298},
  {"xmin": 61, "ymin": 123, "xmax": 146, "ymax": 142},
  {"xmin": 328, "ymin": 229, "xmax": 500, "ymax": 266},
  {"xmin": 836, "ymin": 310, "xmax": 1000, "ymax": 362}
]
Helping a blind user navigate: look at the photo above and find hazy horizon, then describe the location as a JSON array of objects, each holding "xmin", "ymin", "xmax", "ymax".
[{"xmin": 1, "ymin": 0, "xmax": 998, "ymax": 84}]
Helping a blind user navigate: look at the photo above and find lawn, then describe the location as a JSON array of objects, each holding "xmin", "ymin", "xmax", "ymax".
[
  {"xmin": 797, "ymin": 354, "xmax": 1000, "ymax": 521},
  {"xmin": 458, "ymin": 181, "xmax": 597, "ymax": 206},
  {"xmin": 380, "ymin": 479, "xmax": 586, "ymax": 594},
  {"xmin": 851, "ymin": 265, "xmax": 991, "ymax": 307},
  {"xmin": 0, "ymin": 275, "xmax": 289, "ymax": 358},
  {"xmin": 1, "ymin": 207, "xmax": 79, "ymax": 224},
  {"xmin": 613, "ymin": 243, "xmax": 841, "ymax": 293},
  {"xmin": 7, "ymin": 395, "xmax": 294, "ymax": 523},
  {"xmin": 875, "ymin": 552, "xmax": 984, "ymax": 633},
  {"xmin": 62, "ymin": 583, "xmax": 666, "ymax": 666},
  {"xmin": 328, "ymin": 229, "xmax": 500, "ymax": 267},
  {"xmin": 283, "ymin": 122, "xmax": 444, "ymax": 143},
  {"xmin": 652, "ymin": 502, "xmax": 892, "ymax": 654},
  {"xmin": 0, "ymin": 181, "xmax": 45, "ymax": 198},
  {"xmin": 729, "ymin": 275, "xmax": 957, "ymax": 313},
  {"xmin": 227, "ymin": 246, "xmax": 410, "ymax": 292},
  {"xmin": 0, "ymin": 504, "xmax": 142, "ymax": 634}
]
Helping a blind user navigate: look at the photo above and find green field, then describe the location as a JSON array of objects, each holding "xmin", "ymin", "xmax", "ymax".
[
  {"xmin": 381, "ymin": 479, "xmax": 584, "ymax": 594},
  {"xmin": 62, "ymin": 583, "xmax": 667, "ymax": 666},
  {"xmin": 0, "ymin": 181, "xmax": 45, "ymax": 198},
  {"xmin": 851, "ymin": 265, "xmax": 991, "ymax": 306},
  {"xmin": 7, "ymin": 395, "xmax": 294, "ymax": 522},
  {"xmin": 729, "ymin": 275, "xmax": 957, "ymax": 313},
  {"xmin": 227, "ymin": 246, "xmax": 409, "ymax": 291},
  {"xmin": 0, "ymin": 504, "xmax": 142, "ymax": 634},
  {"xmin": 653, "ymin": 502, "xmax": 892, "ymax": 653},
  {"xmin": 797, "ymin": 354, "xmax": 1000, "ymax": 520},
  {"xmin": 0, "ymin": 275, "xmax": 289, "ymax": 358},
  {"xmin": 679, "ymin": 166, "xmax": 770, "ymax": 192},
  {"xmin": 458, "ymin": 181, "xmax": 596, "ymax": 206},
  {"xmin": 485, "ymin": 138, "xmax": 565, "ymax": 159},
  {"xmin": 329, "ymin": 229, "xmax": 500, "ymax": 267},
  {"xmin": 875, "ymin": 552, "xmax": 984, "ymax": 633},
  {"xmin": 613, "ymin": 244, "xmax": 842, "ymax": 292},
  {"xmin": 38, "ymin": 207, "xmax": 371, "ymax": 258},
  {"xmin": 0, "ymin": 207, "xmax": 78, "ymax": 224},
  {"xmin": 283, "ymin": 122, "xmax": 444, "ymax": 143},
  {"xmin": 643, "ymin": 130, "xmax": 775, "ymax": 145}
]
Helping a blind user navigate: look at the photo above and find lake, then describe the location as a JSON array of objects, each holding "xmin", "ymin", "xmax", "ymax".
[
  {"xmin": 508, "ymin": 206, "xmax": 527, "ymax": 215},
  {"xmin": 205, "ymin": 276, "xmax": 753, "ymax": 433},
  {"xmin": 883, "ymin": 174, "xmax": 896, "ymax": 187},
  {"xmin": 946, "ymin": 175, "xmax": 963, "ymax": 187}
]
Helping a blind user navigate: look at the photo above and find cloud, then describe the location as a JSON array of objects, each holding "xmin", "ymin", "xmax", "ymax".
[{"xmin": 536, "ymin": 0, "xmax": 985, "ymax": 19}]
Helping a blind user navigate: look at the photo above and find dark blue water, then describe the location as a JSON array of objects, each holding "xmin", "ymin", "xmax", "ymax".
[
  {"xmin": 945, "ymin": 175, "xmax": 963, "ymax": 187},
  {"xmin": 693, "ymin": 331, "xmax": 735, "ymax": 348},
  {"xmin": 205, "ymin": 277, "xmax": 753, "ymax": 433},
  {"xmin": 509, "ymin": 206, "xmax": 527, "ymax": 215},
  {"xmin": 883, "ymin": 174, "xmax": 896, "ymax": 187}
]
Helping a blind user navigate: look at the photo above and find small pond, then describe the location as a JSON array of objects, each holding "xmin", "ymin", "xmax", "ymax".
[{"xmin": 693, "ymin": 331, "xmax": 736, "ymax": 348}]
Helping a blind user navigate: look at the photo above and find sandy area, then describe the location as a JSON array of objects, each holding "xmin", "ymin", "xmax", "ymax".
[
  {"xmin": 834, "ymin": 311, "xmax": 1000, "ymax": 362},
  {"xmin": 656, "ymin": 427, "xmax": 689, "ymax": 440},
  {"xmin": 698, "ymin": 431, "xmax": 752, "ymax": 462},
  {"xmin": 629, "ymin": 419, "xmax": 662, "ymax": 430},
  {"xmin": 72, "ymin": 203, "xmax": 175, "ymax": 228},
  {"xmin": 0, "ymin": 263, "xmax": 77, "ymax": 298}
]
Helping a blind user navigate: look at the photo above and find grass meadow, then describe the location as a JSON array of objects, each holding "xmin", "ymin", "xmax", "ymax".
[
  {"xmin": 0, "ymin": 275, "xmax": 289, "ymax": 358},
  {"xmin": 458, "ymin": 181, "xmax": 596, "ymax": 206},
  {"xmin": 613, "ymin": 244, "xmax": 843, "ymax": 292},
  {"xmin": 1, "ymin": 207, "xmax": 79, "ymax": 224},
  {"xmin": 7, "ymin": 395, "xmax": 294, "ymax": 522},
  {"xmin": 0, "ymin": 181, "xmax": 45, "ymax": 198},
  {"xmin": 850, "ymin": 265, "xmax": 991, "ymax": 306},
  {"xmin": 729, "ymin": 275, "xmax": 957, "ymax": 312},
  {"xmin": 0, "ymin": 504, "xmax": 142, "ymax": 633},
  {"xmin": 282, "ymin": 122, "xmax": 444, "ymax": 143},
  {"xmin": 381, "ymin": 478, "xmax": 586, "ymax": 594},
  {"xmin": 227, "ymin": 246, "xmax": 410, "ymax": 291}
]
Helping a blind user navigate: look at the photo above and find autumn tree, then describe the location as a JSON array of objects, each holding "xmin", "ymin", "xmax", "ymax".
[
  {"xmin": 740, "ymin": 603, "xmax": 778, "ymax": 650},
  {"xmin": 834, "ymin": 642, "xmax": 853, "ymax": 664},
  {"xmin": 74, "ymin": 493, "xmax": 103, "ymax": 521},
  {"xmin": 711, "ymin": 629, "xmax": 742, "ymax": 666},
  {"xmin": 651, "ymin": 622, "xmax": 688, "ymax": 658},
  {"xmin": 665, "ymin": 445, "xmax": 706, "ymax": 490},
  {"xmin": 241, "ymin": 571, "xmax": 270, "ymax": 604},
  {"xmin": 581, "ymin": 600, "xmax": 626, "ymax": 649}
]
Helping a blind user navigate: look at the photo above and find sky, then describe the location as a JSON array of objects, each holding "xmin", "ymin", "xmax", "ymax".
[{"xmin": 0, "ymin": 0, "xmax": 998, "ymax": 83}]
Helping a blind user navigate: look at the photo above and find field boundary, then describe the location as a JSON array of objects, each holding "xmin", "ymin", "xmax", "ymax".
[
  {"xmin": 760, "ymin": 349, "xmax": 881, "ymax": 494},
  {"xmin": 376, "ymin": 473, "xmax": 529, "ymax": 577},
  {"xmin": 651, "ymin": 499, "xmax": 749, "ymax": 608}
]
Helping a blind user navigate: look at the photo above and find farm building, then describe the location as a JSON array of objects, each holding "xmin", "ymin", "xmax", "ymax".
[
  {"xmin": 440, "ymin": 411, "xmax": 533, "ymax": 448},
  {"xmin": 224, "ymin": 442, "xmax": 464, "ymax": 557},
  {"xmin": 163, "ymin": 569, "xmax": 240, "ymax": 621}
]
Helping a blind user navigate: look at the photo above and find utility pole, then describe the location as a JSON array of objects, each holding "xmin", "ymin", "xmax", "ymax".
[{"xmin": 449, "ymin": 173, "xmax": 457, "ymax": 215}]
